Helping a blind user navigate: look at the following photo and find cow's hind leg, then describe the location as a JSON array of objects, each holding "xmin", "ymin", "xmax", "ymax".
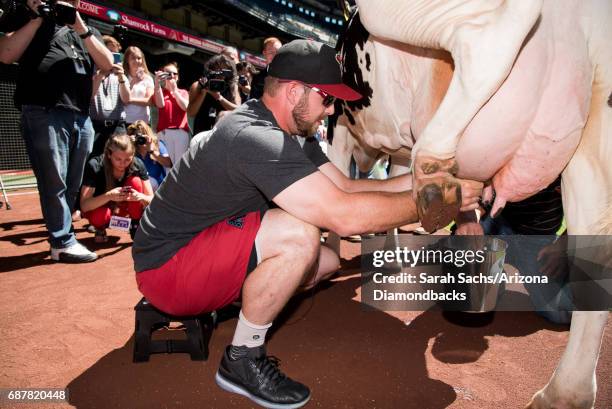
[
  {"xmin": 528, "ymin": 6, "xmax": 612, "ymax": 404},
  {"xmin": 413, "ymin": 155, "xmax": 461, "ymax": 232},
  {"xmin": 526, "ymin": 311, "xmax": 608, "ymax": 409}
]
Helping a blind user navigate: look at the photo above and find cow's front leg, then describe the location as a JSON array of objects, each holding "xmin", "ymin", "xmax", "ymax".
[{"xmin": 413, "ymin": 154, "xmax": 461, "ymax": 232}]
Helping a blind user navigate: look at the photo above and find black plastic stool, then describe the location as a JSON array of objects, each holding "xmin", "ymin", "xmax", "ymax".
[{"xmin": 133, "ymin": 297, "xmax": 215, "ymax": 363}]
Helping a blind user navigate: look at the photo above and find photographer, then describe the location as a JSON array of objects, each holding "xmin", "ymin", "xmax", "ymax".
[
  {"xmin": 1, "ymin": 0, "xmax": 112, "ymax": 263},
  {"xmin": 80, "ymin": 133, "xmax": 153, "ymax": 242},
  {"xmin": 236, "ymin": 61, "xmax": 259, "ymax": 102},
  {"xmin": 129, "ymin": 120, "xmax": 172, "ymax": 191},
  {"xmin": 187, "ymin": 54, "xmax": 241, "ymax": 135},
  {"xmin": 152, "ymin": 61, "xmax": 189, "ymax": 167},
  {"xmin": 0, "ymin": 5, "xmax": 43, "ymax": 61},
  {"xmin": 89, "ymin": 35, "xmax": 130, "ymax": 157}
]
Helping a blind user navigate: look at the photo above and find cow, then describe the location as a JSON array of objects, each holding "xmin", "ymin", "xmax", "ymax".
[{"xmin": 327, "ymin": 1, "xmax": 611, "ymax": 408}]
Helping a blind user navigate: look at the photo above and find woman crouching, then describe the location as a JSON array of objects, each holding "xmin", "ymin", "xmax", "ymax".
[
  {"xmin": 80, "ymin": 134, "xmax": 154, "ymax": 242},
  {"xmin": 128, "ymin": 120, "xmax": 172, "ymax": 191}
]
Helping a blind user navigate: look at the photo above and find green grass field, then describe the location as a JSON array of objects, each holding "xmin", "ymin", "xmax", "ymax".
[{"xmin": 0, "ymin": 171, "xmax": 37, "ymax": 192}]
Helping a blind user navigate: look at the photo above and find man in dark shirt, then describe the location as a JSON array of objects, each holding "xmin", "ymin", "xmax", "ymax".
[
  {"xmin": 0, "ymin": 0, "xmax": 112, "ymax": 262},
  {"xmin": 133, "ymin": 40, "xmax": 483, "ymax": 408}
]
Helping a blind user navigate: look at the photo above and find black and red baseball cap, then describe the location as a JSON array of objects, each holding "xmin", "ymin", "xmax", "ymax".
[{"xmin": 267, "ymin": 39, "xmax": 362, "ymax": 101}]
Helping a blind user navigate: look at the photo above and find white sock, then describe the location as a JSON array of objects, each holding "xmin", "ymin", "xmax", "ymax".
[{"xmin": 231, "ymin": 310, "xmax": 272, "ymax": 348}]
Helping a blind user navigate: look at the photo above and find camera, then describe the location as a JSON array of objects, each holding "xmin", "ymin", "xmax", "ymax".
[
  {"xmin": 134, "ymin": 133, "xmax": 147, "ymax": 146},
  {"xmin": 113, "ymin": 24, "xmax": 128, "ymax": 43},
  {"xmin": 0, "ymin": 0, "xmax": 74, "ymax": 30},
  {"xmin": 37, "ymin": 1, "xmax": 77, "ymax": 26},
  {"xmin": 238, "ymin": 75, "xmax": 249, "ymax": 86},
  {"xmin": 200, "ymin": 69, "xmax": 233, "ymax": 93},
  {"xmin": 0, "ymin": 0, "xmax": 20, "ymax": 26}
]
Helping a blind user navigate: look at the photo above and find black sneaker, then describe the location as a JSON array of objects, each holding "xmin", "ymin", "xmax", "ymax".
[{"xmin": 215, "ymin": 345, "xmax": 311, "ymax": 408}]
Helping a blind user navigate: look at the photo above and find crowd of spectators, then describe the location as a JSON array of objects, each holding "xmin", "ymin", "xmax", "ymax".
[
  {"xmin": 85, "ymin": 36, "xmax": 283, "ymax": 253},
  {"xmin": 0, "ymin": 0, "xmax": 283, "ymax": 262}
]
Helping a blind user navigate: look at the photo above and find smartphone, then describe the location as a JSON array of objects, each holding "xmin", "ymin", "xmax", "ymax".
[
  {"xmin": 112, "ymin": 53, "xmax": 123, "ymax": 64},
  {"xmin": 121, "ymin": 186, "xmax": 133, "ymax": 193}
]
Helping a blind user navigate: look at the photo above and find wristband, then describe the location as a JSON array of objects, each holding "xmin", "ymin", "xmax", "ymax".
[{"xmin": 79, "ymin": 29, "xmax": 93, "ymax": 39}]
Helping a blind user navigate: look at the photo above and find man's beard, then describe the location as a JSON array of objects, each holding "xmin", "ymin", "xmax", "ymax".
[{"xmin": 292, "ymin": 92, "xmax": 320, "ymax": 137}]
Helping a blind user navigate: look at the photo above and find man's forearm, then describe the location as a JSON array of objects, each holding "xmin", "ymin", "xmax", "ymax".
[
  {"xmin": 82, "ymin": 35, "xmax": 113, "ymax": 71},
  {"xmin": 333, "ymin": 190, "xmax": 418, "ymax": 236},
  {"xmin": 346, "ymin": 173, "xmax": 412, "ymax": 193},
  {"xmin": 0, "ymin": 18, "xmax": 42, "ymax": 64},
  {"xmin": 218, "ymin": 95, "xmax": 239, "ymax": 111},
  {"xmin": 187, "ymin": 87, "xmax": 205, "ymax": 116},
  {"xmin": 319, "ymin": 162, "xmax": 412, "ymax": 194},
  {"xmin": 70, "ymin": 13, "xmax": 112, "ymax": 71}
]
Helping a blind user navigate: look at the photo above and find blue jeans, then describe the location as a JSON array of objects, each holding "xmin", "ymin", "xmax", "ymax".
[
  {"xmin": 21, "ymin": 106, "xmax": 94, "ymax": 249},
  {"xmin": 481, "ymin": 213, "xmax": 573, "ymax": 324}
]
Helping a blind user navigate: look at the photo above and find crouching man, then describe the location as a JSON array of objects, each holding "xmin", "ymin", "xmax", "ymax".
[{"xmin": 132, "ymin": 39, "xmax": 483, "ymax": 408}]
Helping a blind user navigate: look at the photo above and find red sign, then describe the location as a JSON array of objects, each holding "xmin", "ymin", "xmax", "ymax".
[{"xmin": 78, "ymin": 1, "xmax": 267, "ymax": 67}]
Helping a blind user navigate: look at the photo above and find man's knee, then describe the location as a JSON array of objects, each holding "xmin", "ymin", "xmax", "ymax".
[
  {"xmin": 285, "ymin": 219, "xmax": 320, "ymax": 262},
  {"xmin": 258, "ymin": 210, "xmax": 320, "ymax": 264}
]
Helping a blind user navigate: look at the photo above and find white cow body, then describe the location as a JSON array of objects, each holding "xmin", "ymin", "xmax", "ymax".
[{"xmin": 330, "ymin": 0, "xmax": 612, "ymax": 407}]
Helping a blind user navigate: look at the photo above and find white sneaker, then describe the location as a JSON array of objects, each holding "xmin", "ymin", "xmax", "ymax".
[{"xmin": 51, "ymin": 242, "xmax": 98, "ymax": 263}]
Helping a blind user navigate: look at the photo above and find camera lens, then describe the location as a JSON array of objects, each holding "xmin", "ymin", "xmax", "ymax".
[
  {"xmin": 135, "ymin": 135, "xmax": 147, "ymax": 145},
  {"xmin": 209, "ymin": 79, "xmax": 226, "ymax": 93}
]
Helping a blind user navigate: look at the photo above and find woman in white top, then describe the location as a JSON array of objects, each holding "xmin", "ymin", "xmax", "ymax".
[{"xmin": 123, "ymin": 46, "xmax": 154, "ymax": 125}]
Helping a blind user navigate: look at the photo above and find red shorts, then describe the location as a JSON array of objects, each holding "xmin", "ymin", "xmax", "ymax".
[{"xmin": 136, "ymin": 211, "xmax": 261, "ymax": 316}]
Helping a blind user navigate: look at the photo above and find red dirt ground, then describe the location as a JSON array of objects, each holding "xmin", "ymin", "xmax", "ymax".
[{"xmin": 1, "ymin": 192, "xmax": 610, "ymax": 409}]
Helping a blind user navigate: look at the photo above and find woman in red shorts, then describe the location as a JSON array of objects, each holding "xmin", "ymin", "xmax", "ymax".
[{"xmin": 80, "ymin": 134, "xmax": 154, "ymax": 242}]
